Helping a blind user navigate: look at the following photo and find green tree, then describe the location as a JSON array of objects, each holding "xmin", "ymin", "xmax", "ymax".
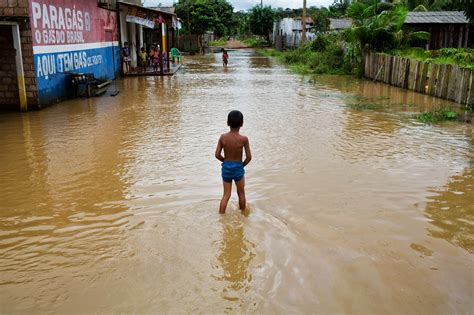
[
  {"xmin": 328, "ymin": 0, "xmax": 351, "ymax": 17},
  {"xmin": 175, "ymin": 0, "xmax": 235, "ymax": 53},
  {"xmin": 347, "ymin": 6, "xmax": 430, "ymax": 51},
  {"xmin": 248, "ymin": 5, "xmax": 275, "ymax": 42},
  {"xmin": 309, "ymin": 7, "xmax": 331, "ymax": 32}
]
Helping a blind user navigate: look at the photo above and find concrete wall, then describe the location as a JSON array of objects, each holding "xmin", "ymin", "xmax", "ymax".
[
  {"xmin": 273, "ymin": 18, "xmax": 315, "ymax": 49},
  {"xmin": 28, "ymin": 0, "xmax": 120, "ymax": 106}
]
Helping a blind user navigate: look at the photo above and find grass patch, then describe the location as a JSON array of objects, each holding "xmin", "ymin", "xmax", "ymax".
[
  {"xmin": 346, "ymin": 95, "xmax": 385, "ymax": 111},
  {"xmin": 258, "ymin": 45, "xmax": 350, "ymax": 75},
  {"xmin": 387, "ymin": 48, "xmax": 474, "ymax": 71},
  {"xmin": 347, "ymin": 102, "xmax": 381, "ymax": 111},
  {"xmin": 416, "ymin": 107, "xmax": 459, "ymax": 123},
  {"xmin": 209, "ymin": 38, "xmax": 227, "ymax": 47},
  {"xmin": 242, "ymin": 36, "xmax": 267, "ymax": 48}
]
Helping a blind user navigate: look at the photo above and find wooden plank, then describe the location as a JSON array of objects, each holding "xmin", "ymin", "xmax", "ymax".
[
  {"xmin": 447, "ymin": 66, "xmax": 459, "ymax": 102},
  {"xmin": 436, "ymin": 64, "xmax": 445, "ymax": 98},
  {"xmin": 458, "ymin": 69, "xmax": 471, "ymax": 104},
  {"xmin": 414, "ymin": 62, "xmax": 422, "ymax": 92},
  {"xmin": 378, "ymin": 53, "xmax": 383, "ymax": 80},
  {"xmin": 403, "ymin": 58, "xmax": 409, "ymax": 88},
  {"xmin": 415, "ymin": 62, "xmax": 425, "ymax": 93},
  {"xmin": 428, "ymin": 64, "xmax": 439, "ymax": 96},
  {"xmin": 458, "ymin": 69, "xmax": 466, "ymax": 104},
  {"xmin": 397, "ymin": 58, "xmax": 403, "ymax": 87},
  {"xmin": 402, "ymin": 58, "xmax": 410, "ymax": 89},
  {"xmin": 467, "ymin": 72, "xmax": 474, "ymax": 106},
  {"xmin": 391, "ymin": 56, "xmax": 398, "ymax": 86},
  {"xmin": 442, "ymin": 64, "xmax": 451, "ymax": 99},
  {"xmin": 386, "ymin": 55, "xmax": 391, "ymax": 84},
  {"xmin": 375, "ymin": 53, "xmax": 381, "ymax": 81},
  {"xmin": 410, "ymin": 61, "xmax": 419, "ymax": 91},
  {"xmin": 403, "ymin": 59, "xmax": 414, "ymax": 89}
]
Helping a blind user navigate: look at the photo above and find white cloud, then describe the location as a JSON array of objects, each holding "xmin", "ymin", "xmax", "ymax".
[{"xmin": 143, "ymin": 0, "xmax": 335, "ymax": 11}]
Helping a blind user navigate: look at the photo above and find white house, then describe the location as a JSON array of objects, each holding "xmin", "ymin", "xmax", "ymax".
[{"xmin": 273, "ymin": 17, "xmax": 316, "ymax": 49}]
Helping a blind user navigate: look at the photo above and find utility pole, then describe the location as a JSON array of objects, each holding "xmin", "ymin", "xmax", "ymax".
[{"xmin": 301, "ymin": 0, "xmax": 307, "ymax": 45}]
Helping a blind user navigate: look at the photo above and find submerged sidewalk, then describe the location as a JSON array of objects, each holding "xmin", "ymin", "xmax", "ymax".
[{"xmin": 123, "ymin": 64, "xmax": 182, "ymax": 77}]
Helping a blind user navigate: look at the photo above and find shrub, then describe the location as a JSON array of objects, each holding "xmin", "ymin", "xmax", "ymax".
[
  {"xmin": 416, "ymin": 107, "xmax": 459, "ymax": 123},
  {"xmin": 309, "ymin": 36, "xmax": 329, "ymax": 52}
]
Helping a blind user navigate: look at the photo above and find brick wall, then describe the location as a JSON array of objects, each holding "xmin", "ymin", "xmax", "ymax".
[
  {"xmin": 0, "ymin": 0, "xmax": 29, "ymax": 17},
  {"xmin": 20, "ymin": 21, "xmax": 38, "ymax": 109},
  {"xmin": 0, "ymin": 26, "xmax": 19, "ymax": 110},
  {"xmin": 0, "ymin": 0, "xmax": 38, "ymax": 110}
]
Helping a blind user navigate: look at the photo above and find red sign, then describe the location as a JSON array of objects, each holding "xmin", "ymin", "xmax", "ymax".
[{"xmin": 29, "ymin": 0, "xmax": 118, "ymax": 46}]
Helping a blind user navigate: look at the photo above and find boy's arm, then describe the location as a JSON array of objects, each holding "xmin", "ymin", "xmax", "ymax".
[
  {"xmin": 243, "ymin": 137, "xmax": 252, "ymax": 167},
  {"xmin": 215, "ymin": 136, "xmax": 225, "ymax": 162}
]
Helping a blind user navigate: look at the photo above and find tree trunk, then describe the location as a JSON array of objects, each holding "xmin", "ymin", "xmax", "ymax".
[{"xmin": 198, "ymin": 34, "xmax": 203, "ymax": 55}]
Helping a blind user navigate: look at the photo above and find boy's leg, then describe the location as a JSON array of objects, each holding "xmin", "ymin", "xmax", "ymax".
[
  {"xmin": 235, "ymin": 177, "xmax": 246, "ymax": 210},
  {"xmin": 219, "ymin": 181, "xmax": 232, "ymax": 214}
]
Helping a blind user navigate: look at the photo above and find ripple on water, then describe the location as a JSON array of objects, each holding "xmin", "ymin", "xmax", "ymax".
[{"xmin": 0, "ymin": 49, "xmax": 473, "ymax": 313}]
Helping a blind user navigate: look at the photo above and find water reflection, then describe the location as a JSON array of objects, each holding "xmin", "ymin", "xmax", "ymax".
[
  {"xmin": 214, "ymin": 215, "xmax": 255, "ymax": 301},
  {"xmin": 425, "ymin": 166, "xmax": 474, "ymax": 253},
  {"xmin": 0, "ymin": 49, "xmax": 473, "ymax": 313}
]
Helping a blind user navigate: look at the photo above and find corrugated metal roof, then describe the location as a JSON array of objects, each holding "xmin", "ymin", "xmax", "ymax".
[
  {"xmin": 329, "ymin": 18, "xmax": 352, "ymax": 30},
  {"xmin": 405, "ymin": 11, "xmax": 468, "ymax": 24}
]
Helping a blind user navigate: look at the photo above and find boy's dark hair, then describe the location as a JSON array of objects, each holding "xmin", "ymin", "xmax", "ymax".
[{"xmin": 227, "ymin": 110, "xmax": 243, "ymax": 128}]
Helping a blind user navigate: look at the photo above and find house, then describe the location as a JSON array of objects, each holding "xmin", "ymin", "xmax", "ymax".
[
  {"xmin": 0, "ymin": 0, "xmax": 120, "ymax": 110},
  {"xmin": 404, "ymin": 11, "xmax": 471, "ymax": 49},
  {"xmin": 328, "ymin": 18, "xmax": 352, "ymax": 32},
  {"xmin": 273, "ymin": 17, "xmax": 316, "ymax": 49},
  {"xmin": 117, "ymin": 1, "xmax": 179, "ymax": 74}
]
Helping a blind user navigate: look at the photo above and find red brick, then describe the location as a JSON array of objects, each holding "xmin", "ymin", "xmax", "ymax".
[
  {"xmin": 5, "ymin": 91, "xmax": 15, "ymax": 98},
  {"xmin": 14, "ymin": 7, "xmax": 27, "ymax": 15},
  {"xmin": 23, "ymin": 56, "xmax": 33, "ymax": 64},
  {"xmin": 8, "ymin": 0, "xmax": 18, "ymax": 7},
  {"xmin": 28, "ymin": 84, "xmax": 37, "ymax": 91},
  {"xmin": 21, "ymin": 30, "xmax": 31, "ymax": 37},
  {"xmin": 0, "ymin": 0, "xmax": 7, "ymax": 7},
  {"xmin": 18, "ymin": 0, "xmax": 28, "ymax": 8},
  {"xmin": 25, "ymin": 70, "xmax": 35, "ymax": 77},
  {"xmin": 2, "ymin": 77, "xmax": 12, "ymax": 84},
  {"xmin": 4, "ymin": 7, "xmax": 13, "ymax": 15}
]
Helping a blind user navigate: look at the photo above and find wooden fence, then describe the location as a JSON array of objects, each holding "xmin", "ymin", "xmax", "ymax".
[{"xmin": 364, "ymin": 51, "xmax": 474, "ymax": 105}]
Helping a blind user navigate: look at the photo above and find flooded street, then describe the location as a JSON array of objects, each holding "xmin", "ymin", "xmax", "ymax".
[{"xmin": 0, "ymin": 50, "xmax": 473, "ymax": 313}]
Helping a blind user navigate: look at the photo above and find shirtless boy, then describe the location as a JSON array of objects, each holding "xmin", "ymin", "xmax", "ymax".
[{"xmin": 215, "ymin": 110, "xmax": 252, "ymax": 214}]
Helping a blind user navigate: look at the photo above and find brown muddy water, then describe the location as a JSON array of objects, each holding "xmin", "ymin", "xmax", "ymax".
[{"xmin": 0, "ymin": 50, "xmax": 473, "ymax": 313}]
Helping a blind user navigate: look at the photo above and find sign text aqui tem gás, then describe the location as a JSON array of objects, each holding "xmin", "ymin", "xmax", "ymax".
[
  {"xmin": 31, "ymin": 1, "xmax": 90, "ymax": 45},
  {"xmin": 28, "ymin": 0, "xmax": 119, "ymax": 81}
]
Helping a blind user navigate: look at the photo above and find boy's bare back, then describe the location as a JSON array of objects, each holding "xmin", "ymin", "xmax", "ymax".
[
  {"xmin": 216, "ymin": 131, "xmax": 251, "ymax": 166},
  {"xmin": 220, "ymin": 132, "xmax": 249, "ymax": 161}
]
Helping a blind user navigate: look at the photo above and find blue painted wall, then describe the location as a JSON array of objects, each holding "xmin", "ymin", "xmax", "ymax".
[{"xmin": 34, "ymin": 45, "xmax": 120, "ymax": 106}]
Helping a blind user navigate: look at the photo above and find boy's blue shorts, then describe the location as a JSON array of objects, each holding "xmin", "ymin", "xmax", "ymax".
[{"xmin": 221, "ymin": 161, "xmax": 245, "ymax": 183}]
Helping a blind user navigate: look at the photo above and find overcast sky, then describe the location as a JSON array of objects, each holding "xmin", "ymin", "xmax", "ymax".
[{"xmin": 143, "ymin": 0, "xmax": 335, "ymax": 11}]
